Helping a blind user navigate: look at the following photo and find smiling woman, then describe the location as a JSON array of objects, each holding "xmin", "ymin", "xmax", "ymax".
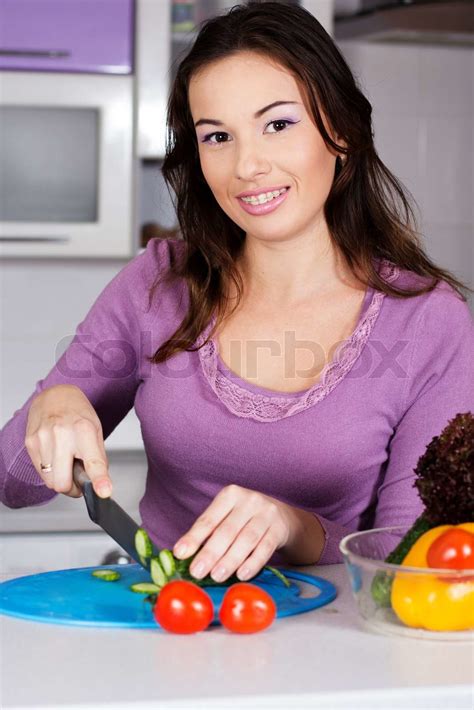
[
  {"xmin": 190, "ymin": 54, "xmax": 336, "ymax": 239},
  {"xmin": 1, "ymin": 1, "xmax": 473, "ymax": 587},
  {"xmin": 156, "ymin": 1, "xmax": 470, "ymax": 366}
]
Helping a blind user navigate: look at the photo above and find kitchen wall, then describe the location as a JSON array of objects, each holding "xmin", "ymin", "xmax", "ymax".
[
  {"xmin": 0, "ymin": 254, "xmax": 144, "ymax": 448},
  {"xmin": 0, "ymin": 254, "xmax": 150, "ymax": 532},
  {"xmin": 337, "ymin": 40, "xmax": 473, "ymax": 307}
]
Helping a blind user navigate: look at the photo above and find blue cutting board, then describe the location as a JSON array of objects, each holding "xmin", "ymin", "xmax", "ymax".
[{"xmin": 0, "ymin": 564, "xmax": 337, "ymax": 628}]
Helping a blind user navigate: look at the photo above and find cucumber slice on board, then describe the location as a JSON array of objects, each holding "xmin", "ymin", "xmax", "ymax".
[
  {"xmin": 130, "ymin": 583, "xmax": 160, "ymax": 594},
  {"xmin": 158, "ymin": 549, "xmax": 176, "ymax": 577},
  {"xmin": 150, "ymin": 557, "xmax": 168, "ymax": 588},
  {"xmin": 91, "ymin": 569, "xmax": 121, "ymax": 582},
  {"xmin": 134, "ymin": 528, "xmax": 153, "ymax": 559}
]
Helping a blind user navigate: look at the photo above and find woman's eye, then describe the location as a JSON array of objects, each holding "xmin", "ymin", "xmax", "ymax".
[
  {"xmin": 202, "ymin": 132, "xmax": 229, "ymax": 145},
  {"xmin": 265, "ymin": 119, "xmax": 295, "ymax": 133},
  {"xmin": 201, "ymin": 119, "xmax": 297, "ymax": 146}
]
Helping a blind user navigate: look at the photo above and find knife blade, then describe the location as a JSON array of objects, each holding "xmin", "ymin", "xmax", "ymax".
[{"xmin": 72, "ymin": 458, "xmax": 159, "ymax": 571}]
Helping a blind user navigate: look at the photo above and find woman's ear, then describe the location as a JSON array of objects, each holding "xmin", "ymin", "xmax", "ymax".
[
  {"xmin": 334, "ymin": 137, "xmax": 348, "ymax": 174},
  {"xmin": 333, "ymin": 134, "xmax": 348, "ymax": 161},
  {"xmin": 312, "ymin": 99, "xmax": 347, "ymax": 158}
]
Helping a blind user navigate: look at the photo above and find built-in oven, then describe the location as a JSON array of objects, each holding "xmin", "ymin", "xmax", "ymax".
[{"xmin": 0, "ymin": 0, "xmax": 135, "ymax": 258}]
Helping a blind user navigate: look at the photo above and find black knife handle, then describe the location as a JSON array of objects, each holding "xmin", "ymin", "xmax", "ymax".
[
  {"xmin": 72, "ymin": 458, "xmax": 90, "ymax": 488},
  {"xmin": 72, "ymin": 458, "xmax": 99, "ymax": 523}
]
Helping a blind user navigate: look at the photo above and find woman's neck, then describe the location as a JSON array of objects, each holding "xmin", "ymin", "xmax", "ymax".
[{"xmin": 235, "ymin": 231, "xmax": 364, "ymax": 308}]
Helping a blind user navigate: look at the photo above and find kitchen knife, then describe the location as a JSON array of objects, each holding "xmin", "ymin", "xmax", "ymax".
[{"xmin": 72, "ymin": 458, "xmax": 159, "ymax": 571}]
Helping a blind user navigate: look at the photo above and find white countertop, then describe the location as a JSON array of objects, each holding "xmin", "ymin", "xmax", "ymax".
[{"xmin": 1, "ymin": 564, "xmax": 473, "ymax": 710}]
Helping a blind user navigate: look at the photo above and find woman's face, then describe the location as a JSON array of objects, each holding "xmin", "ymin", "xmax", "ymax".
[{"xmin": 188, "ymin": 51, "xmax": 339, "ymax": 246}]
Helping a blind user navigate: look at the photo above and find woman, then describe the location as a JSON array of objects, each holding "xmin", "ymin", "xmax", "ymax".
[{"xmin": 1, "ymin": 2, "xmax": 472, "ymax": 583}]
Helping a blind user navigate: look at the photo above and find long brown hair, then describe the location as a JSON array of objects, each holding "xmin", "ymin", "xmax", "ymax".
[{"xmin": 151, "ymin": 0, "xmax": 469, "ymax": 364}]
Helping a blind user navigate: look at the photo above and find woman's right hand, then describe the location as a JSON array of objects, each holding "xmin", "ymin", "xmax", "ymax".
[{"xmin": 25, "ymin": 384, "xmax": 112, "ymax": 498}]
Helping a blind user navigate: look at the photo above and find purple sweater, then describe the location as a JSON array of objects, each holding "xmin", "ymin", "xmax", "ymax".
[{"xmin": 1, "ymin": 239, "xmax": 473, "ymax": 564}]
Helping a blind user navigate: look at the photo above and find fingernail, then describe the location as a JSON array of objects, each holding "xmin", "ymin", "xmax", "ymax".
[
  {"xmin": 212, "ymin": 566, "xmax": 227, "ymax": 582},
  {"xmin": 191, "ymin": 561, "xmax": 205, "ymax": 579},
  {"xmin": 97, "ymin": 483, "xmax": 112, "ymax": 498},
  {"xmin": 174, "ymin": 544, "xmax": 188, "ymax": 559},
  {"xmin": 238, "ymin": 567, "xmax": 251, "ymax": 581}
]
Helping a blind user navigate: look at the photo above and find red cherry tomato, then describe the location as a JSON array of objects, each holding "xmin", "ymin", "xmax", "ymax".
[
  {"xmin": 426, "ymin": 528, "xmax": 474, "ymax": 570},
  {"xmin": 218, "ymin": 583, "xmax": 277, "ymax": 634},
  {"xmin": 153, "ymin": 580, "xmax": 214, "ymax": 634}
]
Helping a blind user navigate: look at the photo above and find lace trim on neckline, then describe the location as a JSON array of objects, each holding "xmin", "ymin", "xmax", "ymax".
[{"xmin": 197, "ymin": 260, "xmax": 400, "ymax": 422}]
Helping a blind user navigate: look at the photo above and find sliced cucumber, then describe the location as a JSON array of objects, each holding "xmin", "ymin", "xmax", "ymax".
[
  {"xmin": 91, "ymin": 569, "xmax": 121, "ymax": 582},
  {"xmin": 159, "ymin": 549, "xmax": 176, "ymax": 577},
  {"xmin": 130, "ymin": 582, "xmax": 160, "ymax": 594},
  {"xmin": 138, "ymin": 554, "xmax": 148, "ymax": 568},
  {"xmin": 135, "ymin": 528, "xmax": 153, "ymax": 559},
  {"xmin": 150, "ymin": 556, "xmax": 168, "ymax": 588}
]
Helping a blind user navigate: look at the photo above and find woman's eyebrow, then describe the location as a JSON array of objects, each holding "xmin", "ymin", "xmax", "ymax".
[{"xmin": 194, "ymin": 100, "xmax": 300, "ymax": 128}]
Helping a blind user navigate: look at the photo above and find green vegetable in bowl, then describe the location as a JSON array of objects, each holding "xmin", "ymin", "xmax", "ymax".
[
  {"xmin": 371, "ymin": 412, "xmax": 474, "ymax": 606},
  {"xmin": 371, "ymin": 516, "xmax": 432, "ymax": 606}
]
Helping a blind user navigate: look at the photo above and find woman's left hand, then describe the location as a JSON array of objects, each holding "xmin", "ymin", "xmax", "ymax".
[{"xmin": 172, "ymin": 484, "xmax": 309, "ymax": 583}]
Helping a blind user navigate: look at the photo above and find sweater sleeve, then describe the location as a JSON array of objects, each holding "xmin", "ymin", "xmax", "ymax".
[
  {"xmin": 0, "ymin": 244, "xmax": 158, "ymax": 508},
  {"xmin": 315, "ymin": 285, "xmax": 474, "ymax": 565}
]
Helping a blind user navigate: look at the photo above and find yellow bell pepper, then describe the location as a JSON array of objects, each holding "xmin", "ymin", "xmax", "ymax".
[{"xmin": 391, "ymin": 522, "xmax": 474, "ymax": 632}]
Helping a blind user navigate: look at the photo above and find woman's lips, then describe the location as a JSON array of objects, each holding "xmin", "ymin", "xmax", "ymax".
[{"xmin": 237, "ymin": 188, "xmax": 290, "ymax": 216}]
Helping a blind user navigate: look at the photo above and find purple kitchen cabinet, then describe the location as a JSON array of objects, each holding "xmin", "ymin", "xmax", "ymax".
[{"xmin": 0, "ymin": 0, "xmax": 134, "ymax": 74}]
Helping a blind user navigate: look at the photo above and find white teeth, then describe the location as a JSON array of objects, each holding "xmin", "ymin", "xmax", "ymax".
[{"xmin": 240, "ymin": 187, "xmax": 288, "ymax": 204}]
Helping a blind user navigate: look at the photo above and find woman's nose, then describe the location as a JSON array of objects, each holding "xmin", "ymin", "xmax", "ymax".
[{"xmin": 234, "ymin": 142, "xmax": 271, "ymax": 182}]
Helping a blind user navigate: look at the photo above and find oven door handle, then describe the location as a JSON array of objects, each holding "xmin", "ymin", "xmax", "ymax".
[{"xmin": 0, "ymin": 236, "xmax": 71, "ymax": 243}]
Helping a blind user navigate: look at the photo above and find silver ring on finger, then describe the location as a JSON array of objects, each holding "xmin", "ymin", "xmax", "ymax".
[{"xmin": 40, "ymin": 462, "xmax": 53, "ymax": 473}]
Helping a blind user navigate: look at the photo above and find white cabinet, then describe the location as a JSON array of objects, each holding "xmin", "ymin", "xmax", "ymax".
[{"xmin": 135, "ymin": 0, "xmax": 172, "ymax": 158}]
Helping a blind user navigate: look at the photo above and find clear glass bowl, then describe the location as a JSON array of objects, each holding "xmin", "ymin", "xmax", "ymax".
[{"xmin": 339, "ymin": 526, "xmax": 474, "ymax": 641}]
